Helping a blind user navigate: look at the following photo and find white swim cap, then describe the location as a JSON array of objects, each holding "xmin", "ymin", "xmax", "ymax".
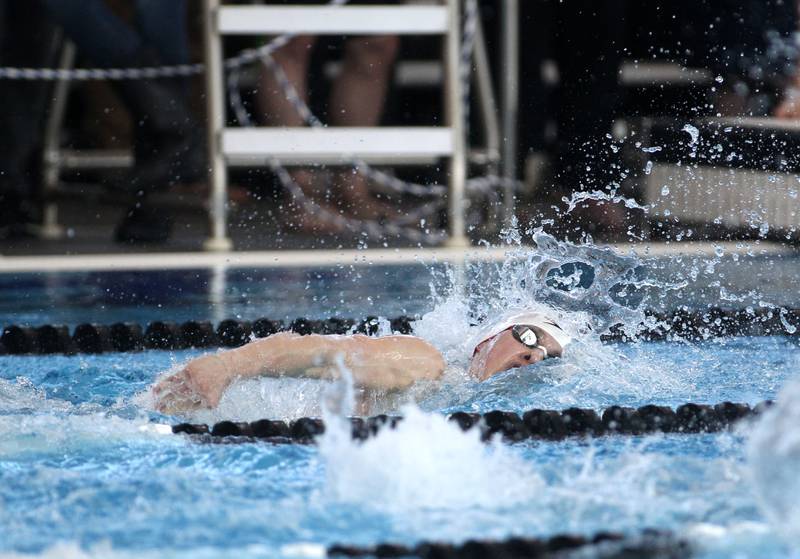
[{"xmin": 471, "ymin": 310, "xmax": 573, "ymax": 354}]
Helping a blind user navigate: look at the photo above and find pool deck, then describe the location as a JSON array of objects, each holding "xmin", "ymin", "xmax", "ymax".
[
  {"xmin": 0, "ymin": 240, "xmax": 795, "ymax": 273},
  {"xmin": 1, "ymin": 191, "xmax": 797, "ymax": 272}
]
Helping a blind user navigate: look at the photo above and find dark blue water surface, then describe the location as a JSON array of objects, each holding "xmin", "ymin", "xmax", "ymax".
[
  {"xmin": 3, "ymin": 250, "xmax": 800, "ymax": 327},
  {"xmin": 0, "ymin": 265, "xmax": 437, "ymax": 327},
  {"xmin": 1, "ymin": 254, "xmax": 799, "ymax": 558}
]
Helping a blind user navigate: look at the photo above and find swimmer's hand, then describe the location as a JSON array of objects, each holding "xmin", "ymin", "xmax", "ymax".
[{"xmin": 152, "ymin": 355, "xmax": 231, "ymax": 414}]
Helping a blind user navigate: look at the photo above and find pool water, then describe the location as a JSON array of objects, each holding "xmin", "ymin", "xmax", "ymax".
[{"xmin": 1, "ymin": 239, "xmax": 800, "ymax": 558}]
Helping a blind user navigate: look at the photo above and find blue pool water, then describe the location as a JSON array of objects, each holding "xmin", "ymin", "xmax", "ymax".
[
  {"xmin": 3, "ymin": 247, "xmax": 800, "ymax": 326},
  {"xmin": 1, "ymin": 242, "xmax": 800, "ymax": 558}
]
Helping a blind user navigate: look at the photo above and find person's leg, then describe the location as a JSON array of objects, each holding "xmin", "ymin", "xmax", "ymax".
[
  {"xmin": 0, "ymin": 0, "xmax": 56, "ymax": 237},
  {"xmin": 258, "ymin": 35, "xmax": 317, "ymax": 127},
  {"xmin": 330, "ymin": 36, "xmax": 400, "ymax": 126},
  {"xmin": 40, "ymin": 0, "xmax": 203, "ymax": 242},
  {"xmin": 257, "ymin": 36, "xmax": 344, "ymax": 234},
  {"xmin": 329, "ymin": 35, "xmax": 400, "ymax": 219},
  {"xmin": 40, "ymin": 0, "xmax": 202, "ymax": 189}
]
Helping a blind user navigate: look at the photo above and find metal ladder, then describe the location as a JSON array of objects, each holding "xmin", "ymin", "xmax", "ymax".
[{"xmin": 202, "ymin": 0, "xmax": 468, "ymax": 250}]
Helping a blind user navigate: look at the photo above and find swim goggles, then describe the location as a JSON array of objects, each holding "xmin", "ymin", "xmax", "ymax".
[{"xmin": 511, "ymin": 325, "xmax": 549, "ymax": 359}]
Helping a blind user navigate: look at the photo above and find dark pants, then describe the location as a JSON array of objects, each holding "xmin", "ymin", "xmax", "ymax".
[
  {"xmin": 519, "ymin": 0, "xmax": 628, "ymax": 193},
  {"xmin": 0, "ymin": 0, "xmax": 58, "ymax": 206},
  {"xmin": 39, "ymin": 0, "xmax": 189, "ymax": 67}
]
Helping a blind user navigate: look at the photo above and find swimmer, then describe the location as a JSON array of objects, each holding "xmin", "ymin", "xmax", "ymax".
[{"xmin": 152, "ymin": 310, "xmax": 572, "ymax": 414}]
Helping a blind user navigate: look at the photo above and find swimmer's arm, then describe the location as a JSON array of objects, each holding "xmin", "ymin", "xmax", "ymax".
[
  {"xmin": 153, "ymin": 333, "xmax": 444, "ymax": 412},
  {"xmin": 216, "ymin": 332, "xmax": 444, "ymax": 388}
]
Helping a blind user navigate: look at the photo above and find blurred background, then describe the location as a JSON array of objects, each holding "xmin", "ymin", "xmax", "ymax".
[{"xmin": 2, "ymin": 0, "xmax": 800, "ymax": 253}]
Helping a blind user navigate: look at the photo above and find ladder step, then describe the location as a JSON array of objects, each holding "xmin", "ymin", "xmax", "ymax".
[
  {"xmin": 58, "ymin": 149, "xmax": 132, "ymax": 170},
  {"xmin": 222, "ymin": 127, "xmax": 453, "ymax": 165},
  {"xmin": 217, "ymin": 6, "xmax": 449, "ymax": 35}
]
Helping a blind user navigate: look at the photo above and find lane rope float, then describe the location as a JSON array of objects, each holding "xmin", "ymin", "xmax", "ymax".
[
  {"xmin": 2, "ymin": 306, "xmax": 799, "ymax": 355},
  {"xmin": 170, "ymin": 400, "xmax": 770, "ymax": 444},
  {"xmin": 327, "ymin": 528, "xmax": 686, "ymax": 559}
]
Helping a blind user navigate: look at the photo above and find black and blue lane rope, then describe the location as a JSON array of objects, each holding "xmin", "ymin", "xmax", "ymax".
[
  {"xmin": 328, "ymin": 528, "xmax": 686, "ymax": 559},
  {"xmin": 171, "ymin": 400, "xmax": 769, "ymax": 445},
  {"xmin": 2, "ymin": 307, "xmax": 799, "ymax": 356},
  {"xmin": 0, "ymin": 315, "xmax": 403, "ymax": 355}
]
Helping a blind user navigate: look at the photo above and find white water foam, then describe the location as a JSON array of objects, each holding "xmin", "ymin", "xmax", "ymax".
[
  {"xmin": 317, "ymin": 404, "xmax": 542, "ymax": 512},
  {"xmin": 0, "ymin": 377, "xmax": 74, "ymax": 414},
  {"xmin": 311, "ymin": 357, "xmax": 541, "ymax": 517},
  {"xmin": 0, "ymin": 541, "xmax": 300, "ymax": 559},
  {"xmin": 0, "ymin": 412, "xmax": 174, "ymax": 457},
  {"xmin": 0, "ymin": 378, "xmax": 173, "ymax": 456},
  {"xmin": 747, "ymin": 377, "xmax": 800, "ymax": 548},
  {"xmin": 143, "ymin": 222, "xmax": 782, "ymax": 427}
]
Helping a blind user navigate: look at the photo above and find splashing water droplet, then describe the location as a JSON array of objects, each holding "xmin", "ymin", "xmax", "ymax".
[
  {"xmin": 748, "ymin": 378, "xmax": 800, "ymax": 545},
  {"xmin": 681, "ymin": 124, "xmax": 700, "ymax": 158},
  {"xmin": 780, "ymin": 311, "xmax": 797, "ymax": 334}
]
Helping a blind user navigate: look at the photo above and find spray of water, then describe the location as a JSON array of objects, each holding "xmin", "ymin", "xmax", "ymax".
[
  {"xmin": 318, "ymin": 404, "xmax": 542, "ymax": 513},
  {"xmin": 153, "ymin": 208, "xmax": 790, "ymax": 421},
  {"xmin": 746, "ymin": 377, "xmax": 800, "ymax": 548},
  {"xmin": 308, "ymin": 353, "xmax": 543, "ymax": 518},
  {"xmin": 0, "ymin": 379, "xmax": 172, "ymax": 458}
]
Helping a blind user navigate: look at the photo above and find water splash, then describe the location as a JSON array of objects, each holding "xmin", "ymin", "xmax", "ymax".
[
  {"xmin": 0, "ymin": 410, "xmax": 172, "ymax": 458},
  {"xmin": 317, "ymin": 404, "xmax": 542, "ymax": 512},
  {"xmin": 0, "ymin": 377, "xmax": 74, "ymax": 415},
  {"xmin": 138, "ymin": 215, "xmax": 796, "ymax": 424},
  {"xmin": 561, "ymin": 190, "xmax": 649, "ymax": 215},
  {"xmin": 315, "ymin": 358, "xmax": 542, "ymax": 514},
  {"xmin": 747, "ymin": 377, "xmax": 800, "ymax": 548},
  {"xmin": 682, "ymin": 123, "xmax": 700, "ymax": 158}
]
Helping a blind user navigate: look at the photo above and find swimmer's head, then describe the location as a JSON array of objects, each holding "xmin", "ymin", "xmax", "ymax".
[{"xmin": 467, "ymin": 312, "xmax": 571, "ymax": 381}]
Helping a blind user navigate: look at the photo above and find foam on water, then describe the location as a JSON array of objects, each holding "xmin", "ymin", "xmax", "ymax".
[
  {"xmin": 0, "ymin": 412, "xmax": 174, "ymax": 458},
  {"xmin": 317, "ymin": 404, "xmax": 542, "ymax": 512},
  {"xmin": 0, "ymin": 378, "xmax": 174, "ymax": 458},
  {"xmin": 0, "ymin": 542, "xmax": 301, "ymax": 559},
  {"xmin": 747, "ymin": 376, "xmax": 800, "ymax": 548},
  {"xmin": 0, "ymin": 377, "xmax": 74, "ymax": 415}
]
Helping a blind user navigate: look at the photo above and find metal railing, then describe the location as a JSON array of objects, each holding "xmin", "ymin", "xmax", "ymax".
[{"xmin": 202, "ymin": 0, "xmax": 469, "ymax": 249}]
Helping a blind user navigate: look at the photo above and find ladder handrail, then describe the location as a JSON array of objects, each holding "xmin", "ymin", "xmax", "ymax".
[{"xmin": 203, "ymin": 0, "xmax": 467, "ymax": 250}]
